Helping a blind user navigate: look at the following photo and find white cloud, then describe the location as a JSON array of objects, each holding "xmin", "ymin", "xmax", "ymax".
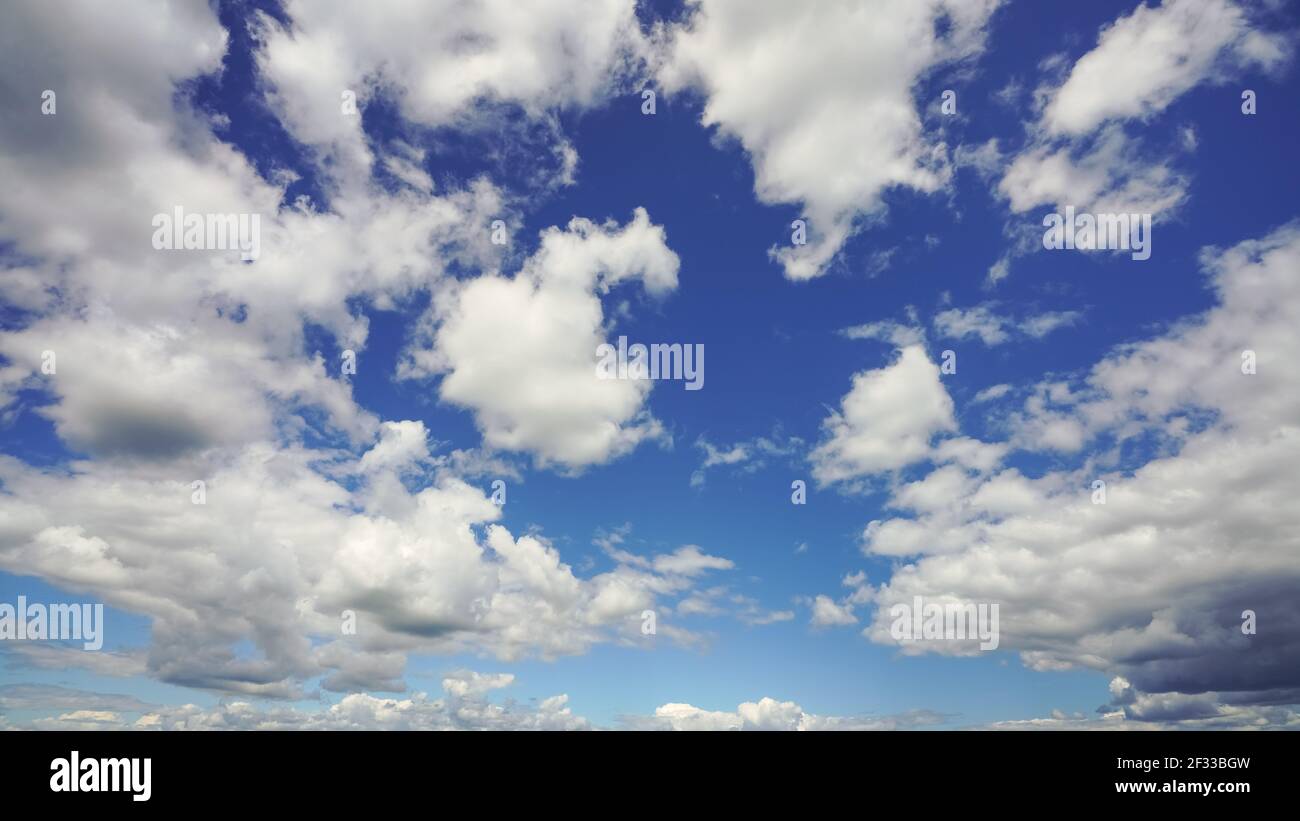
[
  {"xmin": 441, "ymin": 670, "xmax": 515, "ymax": 699},
  {"xmin": 257, "ymin": 0, "xmax": 649, "ymax": 191},
  {"xmin": 985, "ymin": 677, "xmax": 1300, "ymax": 729},
  {"xmin": 811, "ymin": 345, "xmax": 956, "ymax": 484},
  {"xmin": 633, "ymin": 698, "xmax": 945, "ymax": 731},
  {"xmin": 0, "ymin": 437, "xmax": 739, "ymax": 691},
  {"xmin": 985, "ymin": 255, "xmax": 1011, "ymax": 287},
  {"xmin": 0, "ymin": 0, "xmax": 524, "ymax": 463},
  {"xmin": 972, "ymin": 384, "xmax": 1012, "ymax": 404},
  {"xmin": 1041, "ymin": 0, "xmax": 1289, "ymax": 136},
  {"xmin": 6, "ymin": 675, "xmax": 590, "ymax": 731},
  {"xmin": 0, "ymin": 0, "xmax": 667, "ymax": 688},
  {"xmin": 932, "ymin": 303, "xmax": 1081, "ymax": 345},
  {"xmin": 860, "ymin": 224, "xmax": 1300, "ymax": 706},
  {"xmin": 989, "ymin": 0, "xmax": 1292, "ymax": 283},
  {"xmin": 2, "ymin": 646, "xmax": 148, "ymax": 678},
  {"xmin": 933, "ymin": 305, "xmax": 1009, "ymax": 346},
  {"xmin": 810, "ymin": 595, "xmax": 857, "ymax": 628},
  {"xmin": 697, "ymin": 440, "xmax": 750, "ymax": 469},
  {"xmin": 659, "ymin": 0, "xmax": 1001, "ymax": 280},
  {"xmin": 1020, "ymin": 310, "xmax": 1082, "ymax": 338},
  {"xmin": 3, "ymin": 0, "xmax": 1297, "ymax": 730},
  {"xmin": 840, "ymin": 319, "xmax": 927, "ymax": 348},
  {"xmin": 807, "ymin": 571, "xmax": 874, "ymax": 627},
  {"xmin": 404, "ymin": 208, "xmax": 679, "ymax": 470},
  {"xmin": 652, "ymin": 545, "xmax": 735, "ymax": 577},
  {"xmin": 998, "ymin": 124, "xmax": 1189, "ymax": 217},
  {"xmin": 690, "ymin": 431, "xmax": 803, "ymax": 487},
  {"xmin": 356, "ymin": 421, "xmax": 431, "ymax": 475},
  {"xmin": 5, "ymin": 677, "xmax": 955, "ymax": 731}
]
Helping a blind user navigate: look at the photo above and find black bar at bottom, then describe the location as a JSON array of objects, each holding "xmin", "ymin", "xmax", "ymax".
[{"xmin": 0, "ymin": 729, "xmax": 1289, "ymax": 808}]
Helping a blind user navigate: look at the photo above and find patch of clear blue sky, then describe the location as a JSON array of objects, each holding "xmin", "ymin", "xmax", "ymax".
[{"xmin": 3, "ymin": 0, "xmax": 1298, "ymax": 726}]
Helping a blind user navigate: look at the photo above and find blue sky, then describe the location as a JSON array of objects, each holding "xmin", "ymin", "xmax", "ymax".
[{"xmin": 2, "ymin": 0, "xmax": 1299, "ymax": 730}]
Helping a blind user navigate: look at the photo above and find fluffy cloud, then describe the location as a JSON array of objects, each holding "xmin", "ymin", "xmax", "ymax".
[
  {"xmin": 986, "ymin": 677, "xmax": 1300, "ymax": 730},
  {"xmin": 0, "ymin": 0, "xmax": 730, "ymax": 701},
  {"xmin": 659, "ymin": 0, "xmax": 1001, "ymax": 280},
  {"xmin": 810, "ymin": 595, "xmax": 857, "ymax": 628},
  {"xmin": 1, "ymin": 677, "xmax": 590, "ymax": 731},
  {"xmin": 632, "ymin": 698, "xmax": 946, "ymax": 731},
  {"xmin": 11, "ymin": 677, "xmax": 1291, "ymax": 730},
  {"xmin": 810, "ymin": 345, "xmax": 956, "ymax": 484},
  {"xmin": 807, "ymin": 571, "xmax": 874, "ymax": 628},
  {"xmin": 3, "ymin": 680, "xmax": 953, "ymax": 731},
  {"xmin": 257, "ymin": 0, "xmax": 649, "ymax": 190},
  {"xmin": 997, "ymin": 124, "xmax": 1189, "ymax": 217},
  {"xmin": 4, "ymin": 0, "xmax": 1295, "ymax": 733},
  {"xmin": 403, "ymin": 208, "xmax": 679, "ymax": 470},
  {"xmin": 0, "ymin": 431, "xmax": 739, "ymax": 693},
  {"xmin": 991, "ymin": 0, "xmax": 1292, "ymax": 282},
  {"xmin": 0, "ymin": 313, "xmax": 372, "ymax": 460},
  {"xmin": 0, "ymin": 0, "xmax": 517, "ymax": 465},
  {"xmin": 859, "ymin": 224, "xmax": 1300, "ymax": 708},
  {"xmin": 1041, "ymin": 0, "xmax": 1289, "ymax": 136}
]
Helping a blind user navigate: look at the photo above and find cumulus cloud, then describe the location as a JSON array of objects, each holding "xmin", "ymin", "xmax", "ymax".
[
  {"xmin": 0, "ymin": 0, "xmax": 520, "ymax": 465},
  {"xmin": 997, "ymin": 124, "xmax": 1189, "ymax": 217},
  {"xmin": 257, "ymin": 0, "xmax": 649, "ymax": 190},
  {"xmin": 809, "ymin": 595, "xmax": 857, "ymax": 628},
  {"xmin": 403, "ymin": 208, "xmax": 679, "ymax": 470},
  {"xmin": 441, "ymin": 670, "xmax": 515, "ymax": 699},
  {"xmin": 806, "ymin": 571, "xmax": 874, "ymax": 628},
  {"xmin": 4, "ymin": 679, "xmax": 955, "ymax": 732},
  {"xmin": 990, "ymin": 0, "xmax": 1292, "ymax": 283},
  {"xmin": 859, "ymin": 224, "xmax": 1300, "ymax": 709},
  {"xmin": 0, "ymin": 435, "xmax": 740, "ymax": 692},
  {"xmin": 2, "ymin": 676, "xmax": 590, "ymax": 731},
  {"xmin": 810, "ymin": 345, "xmax": 956, "ymax": 484},
  {"xmin": 3, "ymin": 0, "xmax": 1296, "ymax": 734},
  {"xmin": 0, "ymin": 0, "xmax": 736, "ymax": 702},
  {"xmin": 985, "ymin": 677, "xmax": 1300, "ymax": 730},
  {"xmin": 0, "ymin": 314, "xmax": 372, "ymax": 460},
  {"xmin": 1040, "ymin": 0, "xmax": 1289, "ymax": 136},
  {"xmin": 630, "ymin": 698, "xmax": 947, "ymax": 731},
  {"xmin": 659, "ymin": 0, "xmax": 1001, "ymax": 280}
]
